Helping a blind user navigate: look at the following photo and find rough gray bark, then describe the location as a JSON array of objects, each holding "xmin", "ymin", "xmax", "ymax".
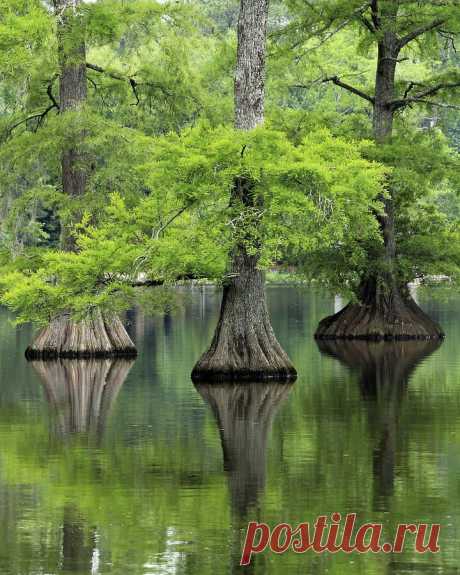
[
  {"xmin": 234, "ymin": 0, "xmax": 267, "ymax": 130},
  {"xmin": 26, "ymin": 310, "xmax": 137, "ymax": 360},
  {"xmin": 192, "ymin": 0, "xmax": 296, "ymax": 381},
  {"xmin": 315, "ymin": 7, "xmax": 444, "ymax": 341},
  {"xmin": 55, "ymin": 0, "xmax": 88, "ymax": 250},
  {"xmin": 195, "ymin": 381, "xmax": 292, "ymax": 516},
  {"xmin": 317, "ymin": 339, "xmax": 441, "ymax": 510},
  {"xmin": 27, "ymin": 1, "xmax": 137, "ymax": 359}
]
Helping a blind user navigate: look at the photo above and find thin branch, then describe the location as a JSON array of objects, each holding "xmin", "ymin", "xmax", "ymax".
[
  {"xmin": 370, "ymin": 0, "xmax": 380, "ymax": 30},
  {"xmin": 402, "ymin": 81, "xmax": 424, "ymax": 99},
  {"xmin": 86, "ymin": 62, "xmax": 173, "ymax": 106},
  {"xmin": 360, "ymin": 15, "xmax": 376, "ymax": 33},
  {"xmin": 86, "ymin": 62, "xmax": 125, "ymax": 81},
  {"xmin": 398, "ymin": 17, "xmax": 445, "ymax": 48},
  {"xmin": 129, "ymin": 274, "xmax": 199, "ymax": 287},
  {"xmin": 323, "ymin": 76, "xmax": 375, "ymax": 103},
  {"xmin": 5, "ymin": 103, "xmax": 58, "ymax": 137},
  {"xmin": 280, "ymin": 2, "xmax": 371, "ymax": 55},
  {"xmin": 153, "ymin": 204, "xmax": 189, "ymax": 239},
  {"xmin": 391, "ymin": 81, "xmax": 460, "ymax": 109},
  {"xmin": 46, "ymin": 82, "xmax": 60, "ymax": 110},
  {"xmin": 417, "ymin": 99, "xmax": 460, "ymax": 111}
]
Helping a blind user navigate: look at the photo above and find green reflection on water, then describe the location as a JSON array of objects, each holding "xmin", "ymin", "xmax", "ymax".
[{"xmin": 0, "ymin": 286, "xmax": 458, "ymax": 575}]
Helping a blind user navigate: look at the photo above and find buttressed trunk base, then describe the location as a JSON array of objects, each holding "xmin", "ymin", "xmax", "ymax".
[
  {"xmin": 192, "ymin": 0, "xmax": 295, "ymax": 381},
  {"xmin": 191, "ymin": 252, "xmax": 296, "ymax": 381},
  {"xmin": 25, "ymin": 310, "xmax": 137, "ymax": 360},
  {"xmin": 315, "ymin": 277, "xmax": 444, "ymax": 341}
]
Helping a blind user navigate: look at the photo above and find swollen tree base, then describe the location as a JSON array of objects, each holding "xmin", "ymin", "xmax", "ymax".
[
  {"xmin": 25, "ymin": 310, "xmax": 137, "ymax": 360},
  {"xmin": 192, "ymin": 254, "xmax": 297, "ymax": 382},
  {"xmin": 315, "ymin": 280, "xmax": 444, "ymax": 341}
]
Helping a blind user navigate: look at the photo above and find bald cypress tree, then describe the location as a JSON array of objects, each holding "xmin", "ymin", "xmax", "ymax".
[
  {"xmin": 25, "ymin": 0, "xmax": 136, "ymax": 359},
  {"xmin": 192, "ymin": 0, "xmax": 297, "ymax": 381},
  {"xmin": 287, "ymin": 0, "xmax": 459, "ymax": 340}
]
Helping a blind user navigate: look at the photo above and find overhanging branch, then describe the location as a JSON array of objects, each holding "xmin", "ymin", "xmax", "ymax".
[
  {"xmin": 391, "ymin": 81, "xmax": 460, "ymax": 109},
  {"xmin": 86, "ymin": 62, "xmax": 173, "ymax": 105},
  {"xmin": 323, "ymin": 76, "xmax": 375, "ymax": 104},
  {"xmin": 5, "ymin": 103, "xmax": 58, "ymax": 137},
  {"xmin": 417, "ymin": 99, "xmax": 460, "ymax": 111},
  {"xmin": 398, "ymin": 17, "xmax": 445, "ymax": 48}
]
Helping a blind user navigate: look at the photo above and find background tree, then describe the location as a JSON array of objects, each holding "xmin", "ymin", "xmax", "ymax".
[
  {"xmin": 23, "ymin": 0, "xmax": 136, "ymax": 359},
  {"xmin": 282, "ymin": 0, "xmax": 460, "ymax": 340}
]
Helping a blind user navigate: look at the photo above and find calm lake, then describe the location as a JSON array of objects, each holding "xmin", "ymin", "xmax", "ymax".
[{"xmin": 0, "ymin": 285, "xmax": 459, "ymax": 575}]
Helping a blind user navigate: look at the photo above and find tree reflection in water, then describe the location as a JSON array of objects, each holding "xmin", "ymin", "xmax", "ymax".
[
  {"xmin": 31, "ymin": 359, "xmax": 134, "ymax": 572},
  {"xmin": 317, "ymin": 340, "xmax": 441, "ymax": 512},
  {"xmin": 195, "ymin": 382, "xmax": 292, "ymax": 517},
  {"xmin": 195, "ymin": 382, "xmax": 292, "ymax": 573},
  {"xmin": 32, "ymin": 359, "xmax": 134, "ymax": 440}
]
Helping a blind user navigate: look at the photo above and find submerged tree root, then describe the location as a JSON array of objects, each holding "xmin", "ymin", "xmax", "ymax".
[
  {"xmin": 315, "ymin": 287, "xmax": 444, "ymax": 341},
  {"xmin": 25, "ymin": 310, "xmax": 137, "ymax": 360}
]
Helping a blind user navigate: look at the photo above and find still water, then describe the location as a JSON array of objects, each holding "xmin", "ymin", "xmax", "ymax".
[{"xmin": 0, "ymin": 286, "xmax": 459, "ymax": 575}]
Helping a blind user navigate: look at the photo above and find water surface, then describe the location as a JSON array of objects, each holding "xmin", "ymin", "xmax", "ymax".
[{"xmin": 0, "ymin": 286, "xmax": 459, "ymax": 575}]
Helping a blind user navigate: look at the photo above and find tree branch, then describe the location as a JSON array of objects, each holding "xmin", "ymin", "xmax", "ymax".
[
  {"xmin": 152, "ymin": 204, "xmax": 189, "ymax": 239},
  {"xmin": 323, "ymin": 76, "xmax": 375, "ymax": 103},
  {"xmin": 417, "ymin": 99, "xmax": 460, "ymax": 111},
  {"xmin": 46, "ymin": 82, "xmax": 60, "ymax": 111},
  {"xmin": 391, "ymin": 81, "xmax": 460, "ymax": 109},
  {"xmin": 5, "ymin": 103, "xmax": 58, "ymax": 137},
  {"xmin": 86, "ymin": 62, "xmax": 173, "ymax": 105},
  {"xmin": 398, "ymin": 17, "xmax": 445, "ymax": 48},
  {"xmin": 129, "ymin": 274, "xmax": 200, "ymax": 287},
  {"xmin": 370, "ymin": 0, "xmax": 380, "ymax": 30},
  {"xmin": 360, "ymin": 15, "xmax": 376, "ymax": 33}
]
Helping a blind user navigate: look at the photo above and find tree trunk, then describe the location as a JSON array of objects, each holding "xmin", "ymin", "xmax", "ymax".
[
  {"xmin": 26, "ymin": 1, "xmax": 137, "ymax": 359},
  {"xmin": 192, "ymin": 0, "xmax": 296, "ymax": 381},
  {"xmin": 56, "ymin": 0, "xmax": 88, "ymax": 251},
  {"xmin": 26, "ymin": 310, "xmax": 137, "ymax": 360},
  {"xmin": 315, "ymin": 26, "xmax": 444, "ymax": 341}
]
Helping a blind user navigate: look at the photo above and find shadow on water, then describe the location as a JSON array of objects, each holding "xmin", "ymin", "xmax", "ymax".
[
  {"xmin": 194, "ymin": 381, "xmax": 293, "ymax": 573},
  {"xmin": 316, "ymin": 339, "xmax": 442, "ymax": 513},
  {"xmin": 30, "ymin": 359, "xmax": 134, "ymax": 573}
]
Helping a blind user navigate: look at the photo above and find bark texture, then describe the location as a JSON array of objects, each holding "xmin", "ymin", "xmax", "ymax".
[
  {"xmin": 55, "ymin": 0, "xmax": 88, "ymax": 251},
  {"xmin": 192, "ymin": 0, "xmax": 296, "ymax": 381},
  {"xmin": 315, "ymin": 278, "xmax": 444, "ymax": 340},
  {"xmin": 317, "ymin": 339, "xmax": 441, "ymax": 510},
  {"xmin": 26, "ymin": 311, "xmax": 137, "ymax": 360},
  {"xmin": 315, "ymin": 7, "xmax": 444, "ymax": 340},
  {"xmin": 195, "ymin": 381, "xmax": 292, "ymax": 516}
]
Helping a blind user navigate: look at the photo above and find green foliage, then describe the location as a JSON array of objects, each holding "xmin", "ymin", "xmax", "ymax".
[
  {"xmin": 0, "ymin": 0, "xmax": 458, "ymax": 325},
  {"xmin": 0, "ymin": 122, "xmax": 386, "ymax": 323}
]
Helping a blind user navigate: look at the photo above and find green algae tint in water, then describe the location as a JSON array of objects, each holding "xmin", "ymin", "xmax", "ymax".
[{"xmin": 0, "ymin": 286, "xmax": 459, "ymax": 575}]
